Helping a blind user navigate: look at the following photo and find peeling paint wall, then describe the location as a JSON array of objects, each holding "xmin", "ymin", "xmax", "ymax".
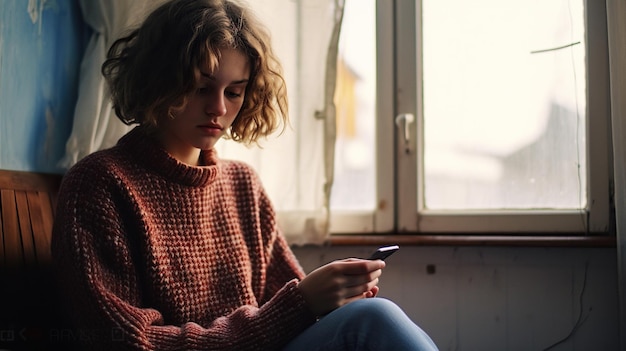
[
  {"xmin": 0, "ymin": 0, "xmax": 86, "ymax": 173},
  {"xmin": 294, "ymin": 245, "xmax": 620, "ymax": 350}
]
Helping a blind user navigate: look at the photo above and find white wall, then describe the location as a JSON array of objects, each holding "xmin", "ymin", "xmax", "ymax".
[{"xmin": 293, "ymin": 245, "xmax": 619, "ymax": 351}]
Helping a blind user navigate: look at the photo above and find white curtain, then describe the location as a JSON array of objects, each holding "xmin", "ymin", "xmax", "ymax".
[
  {"xmin": 606, "ymin": 0, "xmax": 626, "ymax": 349},
  {"xmin": 218, "ymin": 0, "xmax": 343, "ymax": 245},
  {"xmin": 59, "ymin": 0, "xmax": 344, "ymax": 245},
  {"xmin": 58, "ymin": 0, "xmax": 166, "ymax": 169}
]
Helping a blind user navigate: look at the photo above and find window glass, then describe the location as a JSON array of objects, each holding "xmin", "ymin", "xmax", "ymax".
[
  {"xmin": 422, "ymin": 0, "xmax": 587, "ymax": 210},
  {"xmin": 331, "ymin": 0, "xmax": 377, "ymax": 211}
]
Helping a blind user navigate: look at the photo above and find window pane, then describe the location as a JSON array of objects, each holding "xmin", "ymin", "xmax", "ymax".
[
  {"xmin": 331, "ymin": 0, "xmax": 377, "ymax": 211},
  {"xmin": 422, "ymin": 0, "xmax": 587, "ymax": 210}
]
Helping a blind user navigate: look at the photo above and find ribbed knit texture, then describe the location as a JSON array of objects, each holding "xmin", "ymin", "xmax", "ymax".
[{"xmin": 51, "ymin": 126, "xmax": 317, "ymax": 351}]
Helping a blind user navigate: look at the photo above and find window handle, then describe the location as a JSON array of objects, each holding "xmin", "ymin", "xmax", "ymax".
[{"xmin": 395, "ymin": 113, "xmax": 415, "ymax": 154}]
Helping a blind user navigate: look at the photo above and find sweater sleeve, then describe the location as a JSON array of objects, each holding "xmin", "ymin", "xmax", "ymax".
[
  {"xmin": 247, "ymin": 169, "xmax": 309, "ymax": 306},
  {"xmin": 262, "ymin": 231, "xmax": 307, "ymax": 304},
  {"xmin": 51, "ymin": 167, "xmax": 317, "ymax": 351}
]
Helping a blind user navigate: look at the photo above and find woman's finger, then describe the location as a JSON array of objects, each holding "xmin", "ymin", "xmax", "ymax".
[
  {"xmin": 342, "ymin": 277, "xmax": 379, "ymax": 299},
  {"xmin": 342, "ymin": 269, "xmax": 383, "ymax": 288},
  {"xmin": 336, "ymin": 259, "xmax": 386, "ymax": 275}
]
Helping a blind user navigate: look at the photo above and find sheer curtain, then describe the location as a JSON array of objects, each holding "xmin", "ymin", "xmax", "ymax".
[
  {"xmin": 606, "ymin": 0, "xmax": 626, "ymax": 348},
  {"xmin": 58, "ymin": 0, "xmax": 166, "ymax": 169},
  {"xmin": 217, "ymin": 0, "xmax": 344, "ymax": 245},
  {"xmin": 59, "ymin": 0, "xmax": 344, "ymax": 245}
]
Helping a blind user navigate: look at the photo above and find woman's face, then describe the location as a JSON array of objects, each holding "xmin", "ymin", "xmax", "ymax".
[{"xmin": 157, "ymin": 48, "xmax": 250, "ymax": 166}]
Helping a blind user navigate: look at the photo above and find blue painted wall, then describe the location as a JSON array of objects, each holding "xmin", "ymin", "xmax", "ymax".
[{"xmin": 0, "ymin": 0, "xmax": 87, "ymax": 173}]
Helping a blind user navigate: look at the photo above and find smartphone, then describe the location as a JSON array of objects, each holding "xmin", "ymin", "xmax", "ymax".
[{"xmin": 367, "ymin": 245, "xmax": 399, "ymax": 261}]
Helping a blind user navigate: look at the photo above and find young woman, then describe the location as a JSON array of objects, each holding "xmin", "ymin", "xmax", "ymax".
[{"xmin": 51, "ymin": 0, "xmax": 438, "ymax": 350}]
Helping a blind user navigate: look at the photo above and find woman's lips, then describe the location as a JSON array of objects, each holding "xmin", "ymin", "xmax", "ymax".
[{"xmin": 197, "ymin": 125, "xmax": 222, "ymax": 135}]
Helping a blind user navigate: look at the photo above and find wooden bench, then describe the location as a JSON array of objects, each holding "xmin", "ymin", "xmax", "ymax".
[
  {"xmin": 0, "ymin": 169, "xmax": 75, "ymax": 350},
  {"xmin": 0, "ymin": 169, "xmax": 61, "ymax": 268}
]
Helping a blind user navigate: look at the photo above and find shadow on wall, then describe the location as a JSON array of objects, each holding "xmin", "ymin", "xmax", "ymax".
[{"xmin": 0, "ymin": 0, "xmax": 89, "ymax": 174}]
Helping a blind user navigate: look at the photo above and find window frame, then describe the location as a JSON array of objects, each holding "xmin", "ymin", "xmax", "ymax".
[{"xmin": 329, "ymin": 0, "xmax": 612, "ymax": 236}]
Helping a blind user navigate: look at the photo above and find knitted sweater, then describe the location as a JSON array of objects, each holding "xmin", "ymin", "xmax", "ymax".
[{"xmin": 51, "ymin": 126, "xmax": 316, "ymax": 351}]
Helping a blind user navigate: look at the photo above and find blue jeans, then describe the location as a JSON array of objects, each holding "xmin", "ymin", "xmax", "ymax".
[{"xmin": 282, "ymin": 298, "xmax": 438, "ymax": 351}]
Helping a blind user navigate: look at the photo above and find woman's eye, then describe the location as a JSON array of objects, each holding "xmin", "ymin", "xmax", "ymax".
[
  {"xmin": 196, "ymin": 87, "xmax": 209, "ymax": 95},
  {"xmin": 225, "ymin": 90, "xmax": 242, "ymax": 98}
]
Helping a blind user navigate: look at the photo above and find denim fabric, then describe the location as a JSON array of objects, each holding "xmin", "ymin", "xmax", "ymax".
[{"xmin": 282, "ymin": 298, "xmax": 438, "ymax": 351}]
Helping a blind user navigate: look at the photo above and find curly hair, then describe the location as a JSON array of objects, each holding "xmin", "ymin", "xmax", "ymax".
[{"xmin": 102, "ymin": 0, "xmax": 288, "ymax": 144}]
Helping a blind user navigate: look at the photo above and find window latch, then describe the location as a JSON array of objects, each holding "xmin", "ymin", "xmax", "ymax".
[{"xmin": 395, "ymin": 113, "xmax": 415, "ymax": 154}]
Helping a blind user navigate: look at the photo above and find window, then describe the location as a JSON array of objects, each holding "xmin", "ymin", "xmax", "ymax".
[{"xmin": 330, "ymin": 0, "xmax": 611, "ymax": 235}]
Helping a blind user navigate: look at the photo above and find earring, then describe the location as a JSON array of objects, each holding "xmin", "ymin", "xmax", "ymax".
[{"xmin": 168, "ymin": 111, "xmax": 175, "ymax": 120}]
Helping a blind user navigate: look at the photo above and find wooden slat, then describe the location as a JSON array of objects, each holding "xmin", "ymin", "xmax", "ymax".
[
  {"xmin": 37, "ymin": 190, "xmax": 54, "ymax": 263},
  {"xmin": 50, "ymin": 189, "xmax": 59, "ymax": 217},
  {"xmin": 15, "ymin": 190, "xmax": 36, "ymax": 265},
  {"xmin": 1, "ymin": 189, "xmax": 23, "ymax": 266},
  {"xmin": 0, "ymin": 169, "xmax": 62, "ymax": 192},
  {"xmin": 0, "ymin": 192, "xmax": 4, "ymax": 268},
  {"xmin": 27, "ymin": 190, "xmax": 52, "ymax": 264}
]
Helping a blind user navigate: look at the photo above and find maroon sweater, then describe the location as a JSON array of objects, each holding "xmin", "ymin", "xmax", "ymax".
[{"xmin": 51, "ymin": 126, "xmax": 316, "ymax": 351}]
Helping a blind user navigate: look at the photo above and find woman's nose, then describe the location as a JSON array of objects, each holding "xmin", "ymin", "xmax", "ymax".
[{"xmin": 205, "ymin": 92, "xmax": 227, "ymax": 117}]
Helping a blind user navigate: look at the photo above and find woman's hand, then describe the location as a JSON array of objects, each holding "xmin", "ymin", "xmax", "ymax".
[{"xmin": 297, "ymin": 258, "xmax": 385, "ymax": 317}]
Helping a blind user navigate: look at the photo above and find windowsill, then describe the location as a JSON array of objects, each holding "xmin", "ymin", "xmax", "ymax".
[{"xmin": 328, "ymin": 234, "xmax": 617, "ymax": 248}]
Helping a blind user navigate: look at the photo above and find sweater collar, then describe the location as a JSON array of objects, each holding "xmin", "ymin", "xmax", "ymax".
[{"xmin": 118, "ymin": 125, "xmax": 220, "ymax": 187}]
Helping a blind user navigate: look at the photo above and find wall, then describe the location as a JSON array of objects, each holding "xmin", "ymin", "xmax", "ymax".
[
  {"xmin": 0, "ymin": 2, "xmax": 620, "ymax": 351},
  {"xmin": 0, "ymin": 0, "xmax": 85, "ymax": 173},
  {"xmin": 294, "ymin": 245, "xmax": 619, "ymax": 351}
]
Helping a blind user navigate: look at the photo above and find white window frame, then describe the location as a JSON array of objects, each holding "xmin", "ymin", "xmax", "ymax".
[{"xmin": 330, "ymin": 0, "xmax": 612, "ymax": 235}]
